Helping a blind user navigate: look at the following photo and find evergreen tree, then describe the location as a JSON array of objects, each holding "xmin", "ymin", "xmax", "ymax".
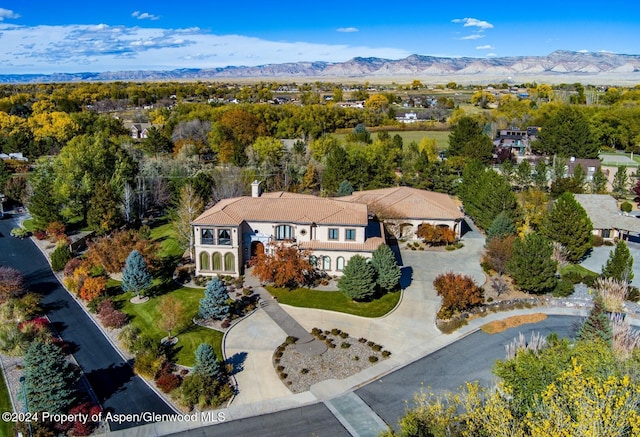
[
  {"xmin": 458, "ymin": 161, "xmax": 520, "ymax": 231},
  {"xmin": 338, "ymin": 255, "xmax": 376, "ymax": 301},
  {"xmin": 121, "ymin": 250, "xmax": 152, "ymax": 297},
  {"xmin": 370, "ymin": 244, "xmax": 401, "ymax": 293},
  {"xmin": 612, "ymin": 166, "xmax": 629, "ymax": 199},
  {"xmin": 533, "ymin": 160, "xmax": 549, "ymax": 191},
  {"xmin": 486, "ymin": 211, "xmax": 517, "ymax": 242},
  {"xmin": 534, "ymin": 106, "xmax": 598, "ymax": 158},
  {"xmin": 23, "ymin": 339, "xmax": 79, "ymax": 414},
  {"xmin": 193, "ymin": 343, "xmax": 223, "ymax": 380},
  {"xmin": 322, "ymin": 146, "xmax": 350, "ymax": 193},
  {"xmin": 198, "ymin": 277, "xmax": 230, "ymax": 320},
  {"xmin": 507, "ymin": 233, "xmax": 558, "ymax": 294},
  {"xmin": 50, "ymin": 244, "xmax": 71, "ymax": 271},
  {"xmin": 27, "ymin": 158, "xmax": 63, "ymax": 230},
  {"xmin": 590, "ymin": 167, "xmax": 608, "ymax": 194},
  {"xmin": 447, "ymin": 116, "xmax": 493, "ymax": 164},
  {"xmin": 602, "ymin": 240, "xmax": 634, "ymax": 282},
  {"xmin": 86, "ymin": 182, "xmax": 123, "ymax": 235},
  {"xmin": 541, "ymin": 192, "xmax": 593, "ymax": 263},
  {"xmin": 577, "ymin": 292, "xmax": 612, "ymax": 344},
  {"xmin": 336, "ymin": 180, "xmax": 354, "ymax": 197}
]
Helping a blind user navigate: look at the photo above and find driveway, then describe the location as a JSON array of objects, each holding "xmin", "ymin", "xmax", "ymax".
[
  {"xmin": 0, "ymin": 214, "xmax": 174, "ymax": 431},
  {"xmin": 580, "ymin": 243, "xmax": 640, "ymax": 287}
]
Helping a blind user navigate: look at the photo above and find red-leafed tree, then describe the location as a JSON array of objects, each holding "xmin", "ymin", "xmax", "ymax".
[
  {"xmin": 79, "ymin": 276, "xmax": 107, "ymax": 302},
  {"xmin": 433, "ymin": 272, "xmax": 483, "ymax": 318},
  {"xmin": 0, "ymin": 266, "xmax": 26, "ymax": 302},
  {"xmin": 483, "ymin": 235, "xmax": 516, "ymax": 276},
  {"xmin": 251, "ymin": 243, "xmax": 313, "ymax": 288},
  {"xmin": 417, "ymin": 223, "xmax": 456, "ymax": 246}
]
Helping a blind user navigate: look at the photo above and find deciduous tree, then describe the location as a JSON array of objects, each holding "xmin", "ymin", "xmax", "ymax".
[
  {"xmin": 251, "ymin": 243, "xmax": 313, "ymax": 288},
  {"xmin": 158, "ymin": 295, "xmax": 188, "ymax": 340},
  {"xmin": 433, "ymin": 272, "xmax": 483, "ymax": 318},
  {"xmin": 171, "ymin": 183, "xmax": 203, "ymax": 261}
]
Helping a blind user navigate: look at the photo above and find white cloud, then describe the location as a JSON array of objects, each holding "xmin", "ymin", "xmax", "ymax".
[
  {"xmin": 452, "ymin": 17, "xmax": 494, "ymax": 30},
  {"xmin": 337, "ymin": 27, "xmax": 358, "ymax": 33},
  {"xmin": 476, "ymin": 45, "xmax": 494, "ymax": 50},
  {"xmin": 458, "ymin": 34, "xmax": 484, "ymax": 40},
  {"xmin": 132, "ymin": 11, "xmax": 160, "ymax": 21},
  {"xmin": 0, "ymin": 8, "xmax": 19, "ymax": 21},
  {"xmin": 0, "ymin": 23, "xmax": 411, "ymax": 74}
]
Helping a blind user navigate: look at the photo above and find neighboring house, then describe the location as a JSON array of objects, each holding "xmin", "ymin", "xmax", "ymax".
[
  {"xmin": 493, "ymin": 128, "xmax": 531, "ymax": 156},
  {"xmin": 0, "ymin": 152, "xmax": 28, "ymax": 162},
  {"xmin": 564, "ymin": 157, "xmax": 601, "ymax": 181},
  {"xmin": 575, "ymin": 194, "xmax": 640, "ymax": 241},
  {"xmin": 124, "ymin": 122, "xmax": 155, "ymax": 140},
  {"xmin": 339, "ymin": 186, "xmax": 465, "ymax": 240},
  {"xmin": 396, "ymin": 112, "xmax": 419, "ymax": 123},
  {"xmin": 192, "ymin": 182, "xmax": 385, "ymax": 278}
]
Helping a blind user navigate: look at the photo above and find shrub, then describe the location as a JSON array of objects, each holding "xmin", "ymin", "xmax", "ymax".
[
  {"xmin": 97, "ymin": 299, "xmax": 128, "ymax": 329},
  {"xmin": 63, "ymin": 258, "xmax": 82, "ymax": 277},
  {"xmin": 33, "ymin": 230, "xmax": 47, "ymax": 240},
  {"xmin": 331, "ymin": 328, "xmax": 340, "ymax": 335},
  {"xmin": 341, "ymin": 342, "xmax": 351, "ymax": 349},
  {"xmin": 552, "ymin": 279, "xmax": 574, "ymax": 297},
  {"xmin": 134, "ymin": 351, "xmax": 164, "ymax": 379},
  {"xmin": 300, "ymin": 368, "xmax": 309, "ymax": 374},
  {"xmin": 10, "ymin": 227, "xmax": 29, "ymax": 238},
  {"xmin": 382, "ymin": 350, "xmax": 392, "ymax": 357},
  {"xmin": 46, "ymin": 221, "xmax": 66, "ymax": 240},
  {"xmin": 621, "ymin": 201, "xmax": 633, "ymax": 213},
  {"xmin": 433, "ymin": 272, "xmax": 483, "ymax": 315},
  {"xmin": 359, "ymin": 337, "xmax": 367, "ymax": 343},
  {"xmin": 369, "ymin": 356, "xmax": 379, "ymax": 363},
  {"xmin": 156, "ymin": 372, "xmax": 182, "ymax": 393},
  {"xmin": 50, "ymin": 244, "xmax": 72, "ymax": 271},
  {"xmin": 591, "ymin": 234, "xmax": 604, "ymax": 247},
  {"xmin": 372, "ymin": 344, "xmax": 382, "ymax": 352},
  {"xmin": 79, "ymin": 276, "xmax": 107, "ymax": 301},
  {"xmin": 339, "ymin": 332, "xmax": 349, "ymax": 339},
  {"xmin": 276, "ymin": 365, "xmax": 285, "ymax": 372}
]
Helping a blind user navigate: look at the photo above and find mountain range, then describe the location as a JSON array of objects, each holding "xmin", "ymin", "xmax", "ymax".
[{"xmin": 2, "ymin": 50, "xmax": 639, "ymax": 84}]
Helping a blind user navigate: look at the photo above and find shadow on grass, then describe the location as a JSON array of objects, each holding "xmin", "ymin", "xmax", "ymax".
[
  {"xmin": 155, "ymin": 254, "xmax": 183, "ymax": 281},
  {"xmin": 146, "ymin": 278, "xmax": 181, "ymax": 297},
  {"xmin": 225, "ymin": 352, "xmax": 247, "ymax": 376}
]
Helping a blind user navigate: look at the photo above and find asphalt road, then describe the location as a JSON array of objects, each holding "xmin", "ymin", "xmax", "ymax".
[
  {"xmin": 0, "ymin": 214, "xmax": 174, "ymax": 431},
  {"xmin": 167, "ymin": 315, "xmax": 582, "ymax": 437}
]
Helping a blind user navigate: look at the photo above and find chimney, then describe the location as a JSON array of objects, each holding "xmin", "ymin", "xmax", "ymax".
[
  {"xmin": 251, "ymin": 180, "xmax": 262, "ymax": 198},
  {"xmin": 570, "ymin": 156, "xmax": 576, "ymax": 162}
]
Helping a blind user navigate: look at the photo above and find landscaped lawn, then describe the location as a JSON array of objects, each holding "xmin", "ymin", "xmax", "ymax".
[
  {"xmin": 112, "ymin": 287, "xmax": 224, "ymax": 367},
  {"xmin": 335, "ymin": 130, "xmax": 450, "ymax": 151},
  {"xmin": 150, "ymin": 219, "xmax": 184, "ymax": 259},
  {"xmin": 0, "ymin": 373, "xmax": 14, "ymax": 437},
  {"xmin": 560, "ymin": 263, "xmax": 599, "ymax": 283},
  {"xmin": 267, "ymin": 286, "xmax": 401, "ymax": 318},
  {"xmin": 21, "ymin": 218, "xmax": 35, "ymax": 232}
]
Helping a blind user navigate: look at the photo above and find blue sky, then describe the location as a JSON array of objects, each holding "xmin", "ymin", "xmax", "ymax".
[{"xmin": 0, "ymin": 1, "xmax": 639, "ymax": 74}]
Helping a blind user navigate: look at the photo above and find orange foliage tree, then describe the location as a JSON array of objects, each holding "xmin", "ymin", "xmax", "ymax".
[
  {"xmin": 482, "ymin": 235, "xmax": 516, "ymax": 276},
  {"xmin": 433, "ymin": 272, "xmax": 483, "ymax": 318},
  {"xmin": 85, "ymin": 229, "xmax": 157, "ymax": 274},
  {"xmin": 251, "ymin": 243, "xmax": 313, "ymax": 288},
  {"xmin": 79, "ymin": 276, "xmax": 107, "ymax": 302},
  {"xmin": 417, "ymin": 223, "xmax": 456, "ymax": 246}
]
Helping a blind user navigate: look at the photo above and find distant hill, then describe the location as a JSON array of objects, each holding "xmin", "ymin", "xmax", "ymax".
[{"xmin": 2, "ymin": 51, "xmax": 640, "ymax": 84}]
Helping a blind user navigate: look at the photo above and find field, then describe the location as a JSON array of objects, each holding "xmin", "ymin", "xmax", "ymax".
[{"xmin": 335, "ymin": 129, "xmax": 450, "ymax": 151}]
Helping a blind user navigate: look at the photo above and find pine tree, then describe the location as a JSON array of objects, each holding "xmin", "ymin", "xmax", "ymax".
[
  {"xmin": 121, "ymin": 250, "xmax": 152, "ymax": 297},
  {"xmin": 447, "ymin": 116, "xmax": 493, "ymax": 163},
  {"xmin": 507, "ymin": 233, "xmax": 558, "ymax": 294},
  {"xmin": 577, "ymin": 292, "xmax": 612, "ymax": 344},
  {"xmin": 193, "ymin": 343, "xmax": 223, "ymax": 380},
  {"xmin": 337, "ymin": 180, "xmax": 354, "ymax": 197},
  {"xmin": 486, "ymin": 211, "xmax": 517, "ymax": 242},
  {"xmin": 198, "ymin": 278, "xmax": 229, "ymax": 320},
  {"xmin": 541, "ymin": 192, "xmax": 593, "ymax": 263},
  {"xmin": 602, "ymin": 240, "xmax": 634, "ymax": 282},
  {"xmin": 23, "ymin": 339, "xmax": 79, "ymax": 414},
  {"xmin": 534, "ymin": 106, "xmax": 598, "ymax": 158},
  {"xmin": 612, "ymin": 166, "xmax": 629, "ymax": 199},
  {"xmin": 28, "ymin": 158, "xmax": 63, "ymax": 230},
  {"xmin": 338, "ymin": 255, "xmax": 376, "ymax": 301},
  {"xmin": 370, "ymin": 244, "xmax": 401, "ymax": 292}
]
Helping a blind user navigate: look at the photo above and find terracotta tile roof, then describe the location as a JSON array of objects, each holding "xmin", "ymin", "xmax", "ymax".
[
  {"xmin": 298, "ymin": 237, "xmax": 385, "ymax": 252},
  {"xmin": 193, "ymin": 193, "xmax": 369, "ymax": 226},
  {"xmin": 339, "ymin": 186, "xmax": 463, "ymax": 220}
]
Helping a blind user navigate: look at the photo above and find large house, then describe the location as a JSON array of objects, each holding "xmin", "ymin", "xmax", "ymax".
[
  {"xmin": 191, "ymin": 184, "xmax": 463, "ymax": 278},
  {"xmin": 192, "ymin": 182, "xmax": 385, "ymax": 278}
]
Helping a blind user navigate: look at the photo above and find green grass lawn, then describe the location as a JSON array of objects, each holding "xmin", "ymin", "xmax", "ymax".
[
  {"xmin": 335, "ymin": 130, "xmax": 450, "ymax": 151},
  {"xmin": 267, "ymin": 287, "xmax": 401, "ymax": 318},
  {"xmin": 150, "ymin": 220, "xmax": 184, "ymax": 259},
  {"xmin": 112, "ymin": 286, "xmax": 224, "ymax": 367},
  {"xmin": 0, "ymin": 374, "xmax": 14, "ymax": 437},
  {"xmin": 21, "ymin": 218, "xmax": 35, "ymax": 232}
]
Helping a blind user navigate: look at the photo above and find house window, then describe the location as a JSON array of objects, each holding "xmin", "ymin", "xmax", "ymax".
[
  {"xmin": 218, "ymin": 228, "xmax": 231, "ymax": 245},
  {"xmin": 602, "ymin": 229, "xmax": 611, "ymax": 239},
  {"xmin": 309, "ymin": 255, "xmax": 317, "ymax": 268},
  {"xmin": 345, "ymin": 229, "xmax": 356, "ymax": 241},
  {"xmin": 224, "ymin": 253, "xmax": 235, "ymax": 272},
  {"xmin": 275, "ymin": 225, "xmax": 294, "ymax": 240},
  {"xmin": 328, "ymin": 228, "xmax": 339, "ymax": 240},
  {"xmin": 201, "ymin": 229, "xmax": 214, "ymax": 245},
  {"xmin": 200, "ymin": 252, "xmax": 210, "ymax": 270},
  {"xmin": 323, "ymin": 256, "xmax": 331, "ymax": 270},
  {"xmin": 336, "ymin": 257, "xmax": 345, "ymax": 271},
  {"xmin": 212, "ymin": 252, "xmax": 222, "ymax": 271},
  {"xmin": 588, "ymin": 166, "xmax": 596, "ymax": 172}
]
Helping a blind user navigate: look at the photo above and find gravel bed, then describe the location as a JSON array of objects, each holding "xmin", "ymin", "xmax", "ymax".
[{"xmin": 274, "ymin": 330, "xmax": 390, "ymax": 394}]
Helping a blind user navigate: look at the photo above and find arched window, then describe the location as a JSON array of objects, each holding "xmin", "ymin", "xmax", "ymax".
[
  {"xmin": 336, "ymin": 256, "xmax": 345, "ymax": 271},
  {"xmin": 199, "ymin": 251, "xmax": 210, "ymax": 271},
  {"xmin": 323, "ymin": 256, "xmax": 331, "ymax": 270},
  {"xmin": 275, "ymin": 224, "xmax": 294, "ymax": 240},
  {"xmin": 309, "ymin": 255, "xmax": 317, "ymax": 268},
  {"xmin": 224, "ymin": 253, "xmax": 235, "ymax": 272},
  {"xmin": 212, "ymin": 252, "xmax": 222, "ymax": 271}
]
